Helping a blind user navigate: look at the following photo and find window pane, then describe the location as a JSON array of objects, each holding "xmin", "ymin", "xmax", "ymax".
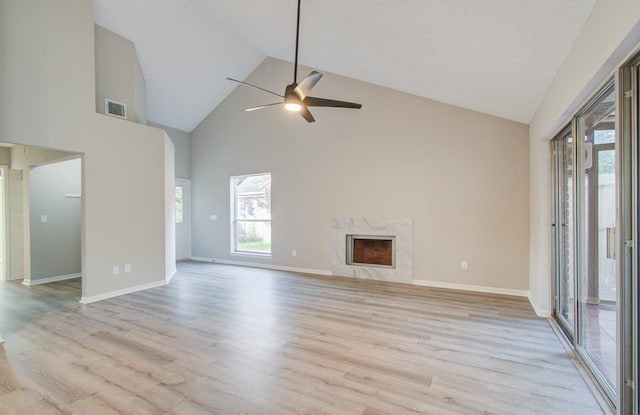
[
  {"xmin": 576, "ymin": 85, "xmax": 616, "ymax": 393},
  {"xmin": 235, "ymin": 220, "xmax": 271, "ymax": 253},
  {"xmin": 554, "ymin": 129, "xmax": 575, "ymax": 334},
  {"xmin": 235, "ymin": 174, "xmax": 271, "ymax": 220},
  {"xmin": 593, "ymin": 129, "xmax": 615, "ymax": 145},
  {"xmin": 597, "ymin": 150, "xmax": 616, "ymax": 302},
  {"xmin": 232, "ymin": 173, "xmax": 271, "ymax": 254},
  {"xmin": 175, "ymin": 185, "xmax": 183, "ymax": 223}
]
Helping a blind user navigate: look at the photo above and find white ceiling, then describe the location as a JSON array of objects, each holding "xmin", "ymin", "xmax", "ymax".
[{"xmin": 94, "ymin": 0, "xmax": 597, "ymax": 132}]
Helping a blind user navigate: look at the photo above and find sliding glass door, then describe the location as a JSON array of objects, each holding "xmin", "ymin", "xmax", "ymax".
[
  {"xmin": 575, "ymin": 84, "xmax": 617, "ymax": 396},
  {"xmin": 617, "ymin": 56, "xmax": 639, "ymax": 415},
  {"xmin": 551, "ymin": 56, "xmax": 640, "ymax": 413},
  {"xmin": 551, "ymin": 81, "xmax": 619, "ymax": 408},
  {"xmin": 552, "ymin": 126, "xmax": 575, "ymax": 338}
]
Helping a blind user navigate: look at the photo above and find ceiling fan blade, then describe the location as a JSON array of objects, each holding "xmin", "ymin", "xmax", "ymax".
[
  {"xmin": 245, "ymin": 102, "xmax": 284, "ymax": 112},
  {"xmin": 226, "ymin": 77, "xmax": 284, "ymax": 98},
  {"xmin": 293, "ymin": 71, "xmax": 323, "ymax": 100},
  {"xmin": 304, "ymin": 96, "xmax": 362, "ymax": 109},
  {"xmin": 300, "ymin": 106, "xmax": 315, "ymax": 123}
]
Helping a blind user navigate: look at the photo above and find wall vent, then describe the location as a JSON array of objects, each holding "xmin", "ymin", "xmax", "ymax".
[{"xmin": 105, "ymin": 98, "xmax": 127, "ymax": 119}]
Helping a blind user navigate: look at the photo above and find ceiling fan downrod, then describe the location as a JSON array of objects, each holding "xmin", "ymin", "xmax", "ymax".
[{"xmin": 294, "ymin": 0, "xmax": 301, "ymax": 84}]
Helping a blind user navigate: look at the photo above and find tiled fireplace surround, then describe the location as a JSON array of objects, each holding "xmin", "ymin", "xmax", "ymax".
[{"xmin": 331, "ymin": 218, "xmax": 413, "ymax": 283}]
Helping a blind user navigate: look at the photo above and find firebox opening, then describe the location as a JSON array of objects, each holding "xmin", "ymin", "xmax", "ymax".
[{"xmin": 346, "ymin": 235, "xmax": 396, "ymax": 268}]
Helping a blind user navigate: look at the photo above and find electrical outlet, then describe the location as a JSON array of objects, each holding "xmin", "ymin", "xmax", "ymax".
[
  {"xmin": 40, "ymin": 215, "xmax": 48, "ymax": 223},
  {"xmin": 124, "ymin": 264, "xmax": 131, "ymax": 273},
  {"xmin": 292, "ymin": 250, "xmax": 297, "ymax": 257},
  {"xmin": 461, "ymin": 260, "xmax": 468, "ymax": 270},
  {"xmin": 112, "ymin": 265, "xmax": 120, "ymax": 275},
  {"xmin": 210, "ymin": 214, "xmax": 217, "ymax": 221}
]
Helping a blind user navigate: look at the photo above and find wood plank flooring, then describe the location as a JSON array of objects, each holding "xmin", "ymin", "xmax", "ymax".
[{"xmin": 0, "ymin": 262, "xmax": 604, "ymax": 414}]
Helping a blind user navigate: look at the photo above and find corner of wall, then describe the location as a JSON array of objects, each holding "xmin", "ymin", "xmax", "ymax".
[
  {"xmin": 528, "ymin": 293, "xmax": 551, "ymax": 318},
  {"xmin": 94, "ymin": 23, "xmax": 147, "ymax": 125},
  {"xmin": 164, "ymin": 133, "xmax": 176, "ymax": 282},
  {"xmin": 527, "ymin": 134, "xmax": 552, "ymax": 319}
]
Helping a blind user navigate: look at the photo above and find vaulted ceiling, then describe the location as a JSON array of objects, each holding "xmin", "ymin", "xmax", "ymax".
[{"xmin": 94, "ymin": 0, "xmax": 597, "ymax": 132}]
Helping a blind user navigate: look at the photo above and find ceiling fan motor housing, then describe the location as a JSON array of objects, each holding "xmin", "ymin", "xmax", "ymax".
[{"xmin": 285, "ymin": 83, "xmax": 303, "ymax": 105}]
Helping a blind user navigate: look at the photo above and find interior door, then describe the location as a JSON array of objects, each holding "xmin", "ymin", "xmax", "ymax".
[{"xmin": 175, "ymin": 179, "xmax": 191, "ymax": 261}]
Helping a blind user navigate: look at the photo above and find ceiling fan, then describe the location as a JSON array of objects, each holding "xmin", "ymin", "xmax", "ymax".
[{"xmin": 226, "ymin": 0, "xmax": 362, "ymax": 123}]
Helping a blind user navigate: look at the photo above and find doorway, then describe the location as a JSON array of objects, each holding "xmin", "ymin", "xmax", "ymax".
[
  {"xmin": 0, "ymin": 145, "xmax": 83, "ymax": 344},
  {"xmin": 175, "ymin": 178, "xmax": 191, "ymax": 260},
  {"xmin": 27, "ymin": 157, "xmax": 81, "ymax": 285}
]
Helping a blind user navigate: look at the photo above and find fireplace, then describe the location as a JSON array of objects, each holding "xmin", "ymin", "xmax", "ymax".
[
  {"xmin": 332, "ymin": 218, "xmax": 411, "ymax": 283},
  {"xmin": 346, "ymin": 235, "xmax": 395, "ymax": 268}
]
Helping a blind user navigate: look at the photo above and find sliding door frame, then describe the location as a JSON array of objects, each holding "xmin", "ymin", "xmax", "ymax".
[
  {"xmin": 551, "ymin": 125, "xmax": 576, "ymax": 341},
  {"xmin": 572, "ymin": 81, "xmax": 617, "ymax": 406},
  {"xmin": 550, "ymin": 47, "xmax": 640, "ymax": 415},
  {"xmin": 617, "ymin": 56, "xmax": 638, "ymax": 415}
]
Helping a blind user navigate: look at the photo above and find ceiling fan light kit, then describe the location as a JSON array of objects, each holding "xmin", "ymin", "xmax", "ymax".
[
  {"xmin": 285, "ymin": 102, "xmax": 302, "ymax": 112},
  {"xmin": 226, "ymin": 0, "xmax": 361, "ymax": 123}
]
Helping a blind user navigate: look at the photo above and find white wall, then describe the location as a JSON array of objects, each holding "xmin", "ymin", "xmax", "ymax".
[
  {"xmin": 0, "ymin": 0, "xmax": 174, "ymax": 301},
  {"xmin": 7, "ymin": 169, "xmax": 24, "ymax": 281},
  {"xmin": 0, "ymin": 148, "xmax": 9, "ymax": 165},
  {"xmin": 133, "ymin": 51, "xmax": 147, "ymax": 124},
  {"xmin": 191, "ymin": 58, "xmax": 530, "ymax": 292},
  {"xmin": 528, "ymin": 0, "xmax": 640, "ymax": 315},
  {"xmin": 29, "ymin": 158, "xmax": 81, "ymax": 281},
  {"xmin": 10, "ymin": 146, "xmax": 76, "ymax": 169},
  {"xmin": 148, "ymin": 121, "xmax": 191, "ymax": 179},
  {"xmin": 95, "ymin": 24, "xmax": 146, "ymax": 124}
]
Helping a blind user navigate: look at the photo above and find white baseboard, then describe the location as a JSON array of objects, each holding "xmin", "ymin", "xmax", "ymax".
[
  {"xmin": 80, "ymin": 280, "xmax": 166, "ymax": 304},
  {"xmin": 166, "ymin": 269, "xmax": 177, "ymax": 283},
  {"xmin": 187, "ymin": 259, "xmax": 541, "ymax": 312},
  {"xmin": 528, "ymin": 294, "xmax": 552, "ymax": 318},
  {"xmin": 211, "ymin": 258, "xmax": 332, "ymax": 276},
  {"xmin": 23, "ymin": 273, "xmax": 81, "ymax": 286},
  {"xmin": 412, "ymin": 279, "xmax": 530, "ymax": 298},
  {"xmin": 6, "ymin": 274, "xmax": 24, "ymax": 281},
  {"xmin": 189, "ymin": 256, "xmax": 215, "ymax": 262}
]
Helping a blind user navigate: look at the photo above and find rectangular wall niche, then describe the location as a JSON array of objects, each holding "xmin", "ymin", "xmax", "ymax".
[{"xmin": 346, "ymin": 235, "xmax": 395, "ymax": 268}]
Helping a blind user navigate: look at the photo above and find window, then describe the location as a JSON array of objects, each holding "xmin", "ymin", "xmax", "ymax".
[
  {"xmin": 231, "ymin": 173, "xmax": 271, "ymax": 255},
  {"xmin": 175, "ymin": 185, "xmax": 184, "ymax": 223}
]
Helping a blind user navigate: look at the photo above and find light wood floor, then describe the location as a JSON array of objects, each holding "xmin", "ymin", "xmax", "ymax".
[{"xmin": 0, "ymin": 262, "xmax": 604, "ymax": 414}]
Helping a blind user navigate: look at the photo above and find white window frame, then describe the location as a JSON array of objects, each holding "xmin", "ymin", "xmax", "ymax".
[{"xmin": 230, "ymin": 172, "xmax": 272, "ymax": 257}]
